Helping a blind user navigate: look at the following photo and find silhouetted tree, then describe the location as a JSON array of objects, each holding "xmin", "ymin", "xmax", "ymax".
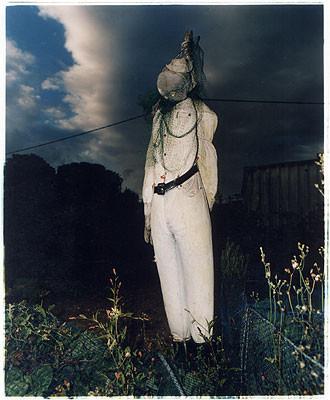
[
  {"xmin": 4, "ymin": 154, "xmax": 57, "ymax": 288},
  {"xmin": 4, "ymin": 154, "xmax": 152, "ymax": 302}
]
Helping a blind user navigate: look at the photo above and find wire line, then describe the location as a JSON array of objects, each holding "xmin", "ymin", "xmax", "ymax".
[
  {"xmin": 203, "ymin": 98, "xmax": 323, "ymax": 105},
  {"xmin": 5, "ymin": 96, "xmax": 324, "ymax": 156},
  {"xmin": 6, "ymin": 113, "xmax": 147, "ymax": 156}
]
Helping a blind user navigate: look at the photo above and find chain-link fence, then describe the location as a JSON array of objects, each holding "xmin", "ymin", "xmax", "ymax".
[
  {"xmin": 240, "ymin": 306, "xmax": 324, "ymax": 395},
  {"xmin": 6, "ymin": 294, "xmax": 324, "ymax": 396}
]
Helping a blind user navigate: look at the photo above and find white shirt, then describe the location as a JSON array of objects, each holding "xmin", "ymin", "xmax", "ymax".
[{"xmin": 142, "ymin": 97, "xmax": 218, "ymax": 217}]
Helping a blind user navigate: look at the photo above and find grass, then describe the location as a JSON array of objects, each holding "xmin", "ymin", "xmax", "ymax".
[{"xmin": 5, "ymin": 268, "xmax": 239, "ymax": 397}]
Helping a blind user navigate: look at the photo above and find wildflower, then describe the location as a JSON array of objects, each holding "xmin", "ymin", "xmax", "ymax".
[
  {"xmin": 299, "ymin": 361, "xmax": 305, "ymax": 369},
  {"xmin": 63, "ymin": 380, "xmax": 71, "ymax": 390},
  {"xmin": 55, "ymin": 384, "xmax": 64, "ymax": 394},
  {"xmin": 115, "ymin": 371, "xmax": 121, "ymax": 380},
  {"xmin": 137, "ymin": 351, "xmax": 143, "ymax": 358},
  {"xmin": 88, "ymin": 387, "xmax": 100, "ymax": 396},
  {"xmin": 301, "ymin": 305, "xmax": 307, "ymax": 312},
  {"xmin": 284, "ymin": 268, "xmax": 291, "ymax": 274},
  {"xmin": 311, "ymin": 370, "xmax": 319, "ymax": 378},
  {"xmin": 106, "ymin": 307, "xmax": 121, "ymax": 318},
  {"xmin": 291, "ymin": 259, "xmax": 299, "ymax": 269},
  {"xmin": 112, "ymin": 267, "xmax": 117, "ymax": 275},
  {"xmin": 315, "ymin": 275, "xmax": 321, "ymax": 281},
  {"xmin": 125, "ymin": 351, "xmax": 131, "ymax": 358}
]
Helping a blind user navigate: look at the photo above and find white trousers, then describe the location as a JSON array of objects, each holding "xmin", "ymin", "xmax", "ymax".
[{"xmin": 150, "ymin": 172, "xmax": 214, "ymax": 343}]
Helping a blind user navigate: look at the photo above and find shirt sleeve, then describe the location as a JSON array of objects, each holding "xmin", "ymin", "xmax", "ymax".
[
  {"xmin": 142, "ymin": 115, "xmax": 157, "ymax": 218},
  {"xmin": 197, "ymin": 103, "xmax": 219, "ymax": 210}
]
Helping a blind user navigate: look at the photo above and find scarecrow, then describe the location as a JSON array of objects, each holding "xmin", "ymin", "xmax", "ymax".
[{"xmin": 142, "ymin": 31, "xmax": 218, "ymax": 358}]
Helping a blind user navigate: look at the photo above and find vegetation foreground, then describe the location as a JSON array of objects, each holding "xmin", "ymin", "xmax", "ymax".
[
  {"xmin": 5, "ymin": 269, "xmax": 240, "ymax": 397},
  {"xmin": 4, "ymin": 154, "xmax": 324, "ymax": 396}
]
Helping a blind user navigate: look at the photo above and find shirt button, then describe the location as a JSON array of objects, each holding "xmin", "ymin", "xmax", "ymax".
[{"xmin": 164, "ymin": 153, "xmax": 166, "ymax": 156}]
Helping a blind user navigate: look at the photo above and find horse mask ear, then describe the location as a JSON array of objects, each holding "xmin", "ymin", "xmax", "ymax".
[{"xmin": 156, "ymin": 31, "xmax": 206, "ymax": 102}]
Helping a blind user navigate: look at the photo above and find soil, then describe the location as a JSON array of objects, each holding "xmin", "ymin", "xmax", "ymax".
[{"xmin": 49, "ymin": 263, "xmax": 173, "ymax": 351}]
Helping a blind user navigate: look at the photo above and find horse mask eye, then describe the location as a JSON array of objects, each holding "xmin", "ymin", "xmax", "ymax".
[{"xmin": 157, "ymin": 69, "xmax": 189, "ymax": 102}]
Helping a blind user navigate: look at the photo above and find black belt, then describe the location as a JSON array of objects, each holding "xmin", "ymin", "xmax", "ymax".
[{"xmin": 154, "ymin": 164, "xmax": 199, "ymax": 195}]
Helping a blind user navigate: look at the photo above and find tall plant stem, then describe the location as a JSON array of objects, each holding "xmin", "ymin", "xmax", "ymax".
[
  {"xmin": 321, "ymin": 282, "xmax": 324, "ymax": 312},
  {"xmin": 287, "ymin": 292, "xmax": 295, "ymax": 316},
  {"xmin": 268, "ymin": 284, "xmax": 273, "ymax": 322}
]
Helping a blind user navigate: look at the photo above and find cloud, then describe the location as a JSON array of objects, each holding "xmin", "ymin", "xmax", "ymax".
[
  {"xmin": 6, "ymin": 39, "xmax": 42, "ymax": 151},
  {"xmin": 38, "ymin": 6, "xmax": 119, "ymax": 131},
  {"xmin": 36, "ymin": 5, "xmax": 154, "ymax": 194},
  {"xmin": 41, "ymin": 75, "xmax": 62, "ymax": 90},
  {"xmin": 6, "ymin": 38, "xmax": 35, "ymax": 86},
  {"xmin": 6, "ymin": 5, "xmax": 323, "ymax": 197},
  {"xmin": 44, "ymin": 106, "xmax": 66, "ymax": 120},
  {"xmin": 17, "ymin": 84, "xmax": 40, "ymax": 110}
]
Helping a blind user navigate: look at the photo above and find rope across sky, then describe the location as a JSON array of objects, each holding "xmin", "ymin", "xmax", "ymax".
[
  {"xmin": 6, "ymin": 114, "xmax": 147, "ymax": 156},
  {"xmin": 5, "ymin": 97, "xmax": 324, "ymax": 156}
]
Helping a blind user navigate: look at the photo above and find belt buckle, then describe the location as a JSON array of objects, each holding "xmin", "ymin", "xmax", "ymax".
[{"xmin": 155, "ymin": 182, "xmax": 166, "ymax": 195}]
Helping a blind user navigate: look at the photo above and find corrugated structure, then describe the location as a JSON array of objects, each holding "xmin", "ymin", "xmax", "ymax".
[{"xmin": 241, "ymin": 158, "xmax": 323, "ymax": 229}]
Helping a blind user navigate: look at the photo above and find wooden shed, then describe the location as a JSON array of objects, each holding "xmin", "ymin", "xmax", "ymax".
[{"xmin": 241, "ymin": 158, "xmax": 323, "ymax": 229}]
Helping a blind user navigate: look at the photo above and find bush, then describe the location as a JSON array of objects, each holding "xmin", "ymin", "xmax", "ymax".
[
  {"xmin": 5, "ymin": 268, "xmax": 238, "ymax": 396},
  {"xmin": 5, "ymin": 270, "xmax": 156, "ymax": 396}
]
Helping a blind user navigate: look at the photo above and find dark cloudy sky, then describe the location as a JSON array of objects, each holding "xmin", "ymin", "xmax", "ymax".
[{"xmin": 6, "ymin": 4, "xmax": 323, "ymax": 197}]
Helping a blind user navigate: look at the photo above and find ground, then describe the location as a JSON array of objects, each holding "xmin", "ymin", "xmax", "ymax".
[{"xmin": 50, "ymin": 264, "xmax": 172, "ymax": 351}]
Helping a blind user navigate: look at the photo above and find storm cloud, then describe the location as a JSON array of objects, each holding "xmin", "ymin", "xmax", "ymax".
[{"xmin": 6, "ymin": 5, "xmax": 323, "ymax": 197}]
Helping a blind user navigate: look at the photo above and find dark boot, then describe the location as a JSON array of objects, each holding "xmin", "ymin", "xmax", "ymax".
[
  {"xmin": 186, "ymin": 339, "xmax": 197, "ymax": 359},
  {"xmin": 196, "ymin": 340, "xmax": 216, "ymax": 360},
  {"xmin": 173, "ymin": 341, "xmax": 187, "ymax": 364},
  {"xmin": 189, "ymin": 340, "xmax": 216, "ymax": 370}
]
